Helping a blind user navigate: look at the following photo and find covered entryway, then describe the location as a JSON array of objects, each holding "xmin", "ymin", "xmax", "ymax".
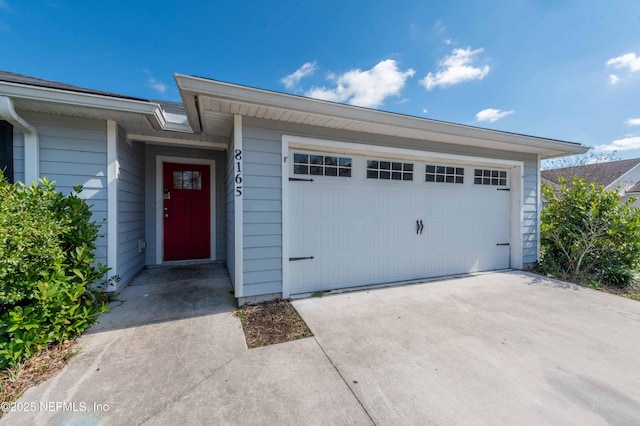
[
  {"xmin": 287, "ymin": 148, "xmax": 513, "ymax": 295},
  {"xmin": 162, "ymin": 162, "xmax": 211, "ymax": 261}
]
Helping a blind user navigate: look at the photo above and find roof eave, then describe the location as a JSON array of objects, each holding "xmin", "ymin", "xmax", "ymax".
[
  {"xmin": 0, "ymin": 81, "xmax": 167, "ymax": 130},
  {"xmin": 175, "ymin": 74, "xmax": 589, "ymax": 158}
]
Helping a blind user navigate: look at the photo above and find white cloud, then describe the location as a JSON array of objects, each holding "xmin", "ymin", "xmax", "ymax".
[
  {"xmin": 607, "ymin": 52, "xmax": 640, "ymax": 73},
  {"xmin": 475, "ymin": 108, "xmax": 514, "ymax": 123},
  {"xmin": 143, "ymin": 69, "xmax": 167, "ymax": 95},
  {"xmin": 444, "ymin": 38, "xmax": 454, "ymax": 45},
  {"xmin": 606, "ymin": 53, "xmax": 640, "ymax": 84},
  {"xmin": 420, "ymin": 47, "xmax": 490, "ymax": 90},
  {"xmin": 306, "ymin": 59, "xmax": 415, "ymax": 108},
  {"xmin": 422, "ymin": 108, "xmax": 428, "ymax": 114},
  {"xmin": 595, "ymin": 136, "xmax": 640, "ymax": 152},
  {"xmin": 626, "ymin": 118, "xmax": 640, "ymax": 126},
  {"xmin": 281, "ymin": 61, "xmax": 317, "ymax": 90}
]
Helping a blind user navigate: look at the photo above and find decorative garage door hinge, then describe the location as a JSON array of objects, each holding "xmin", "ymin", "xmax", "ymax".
[
  {"xmin": 289, "ymin": 256, "xmax": 315, "ymax": 261},
  {"xmin": 289, "ymin": 177, "xmax": 314, "ymax": 182},
  {"xmin": 496, "ymin": 243, "xmax": 510, "ymax": 246}
]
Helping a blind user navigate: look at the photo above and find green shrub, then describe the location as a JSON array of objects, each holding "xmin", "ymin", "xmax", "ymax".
[
  {"xmin": 0, "ymin": 173, "xmax": 111, "ymax": 368},
  {"xmin": 540, "ymin": 177, "xmax": 640, "ymax": 287}
]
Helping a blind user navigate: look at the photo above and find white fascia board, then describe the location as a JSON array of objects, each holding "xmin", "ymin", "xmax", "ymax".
[
  {"xmin": 174, "ymin": 76, "xmax": 202, "ymax": 134},
  {"xmin": 605, "ymin": 163, "xmax": 640, "ymax": 194},
  {"xmin": 127, "ymin": 133, "xmax": 228, "ymax": 150},
  {"xmin": 175, "ymin": 74, "xmax": 589, "ymax": 158},
  {"xmin": 0, "ymin": 81, "xmax": 166, "ymax": 129}
]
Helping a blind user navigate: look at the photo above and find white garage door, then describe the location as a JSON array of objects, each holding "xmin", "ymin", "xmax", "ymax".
[{"xmin": 288, "ymin": 151, "xmax": 511, "ymax": 295}]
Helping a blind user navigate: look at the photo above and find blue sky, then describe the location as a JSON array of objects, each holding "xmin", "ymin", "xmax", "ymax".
[{"xmin": 1, "ymin": 1, "xmax": 639, "ymax": 161}]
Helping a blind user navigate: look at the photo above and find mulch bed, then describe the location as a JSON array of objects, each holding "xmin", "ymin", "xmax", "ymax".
[
  {"xmin": 235, "ymin": 299, "xmax": 312, "ymax": 348},
  {"xmin": 0, "ymin": 339, "xmax": 78, "ymax": 418}
]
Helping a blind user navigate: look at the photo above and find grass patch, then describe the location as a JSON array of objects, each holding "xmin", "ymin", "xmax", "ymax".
[
  {"xmin": 597, "ymin": 283, "xmax": 640, "ymax": 301},
  {"xmin": 235, "ymin": 299, "xmax": 312, "ymax": 348},
  {"xmin": 0, "ymin": 340, "xmax": 78, "ymax": 418}
]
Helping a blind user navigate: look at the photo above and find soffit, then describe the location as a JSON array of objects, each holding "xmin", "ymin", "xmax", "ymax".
[{"xmin": 196, "ymin": 94, "xmax": 583, "ymax": 158}]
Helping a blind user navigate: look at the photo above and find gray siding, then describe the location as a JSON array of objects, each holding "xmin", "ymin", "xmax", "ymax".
[
  {"xmin": 144, "ymin": 145, "xmax": 226, "ymax": 265},
  {"xmin": 116, "ymin": 127, "xmax": 145, "ymax": 285},
  {"xmin": 12, "ymin": 127, "xmax": 25, "ymax": 183},
  {"xmin": 242, "ymin": 116, "xmax": 541, "ymax": 297},
  {"xmin": 16, "ymin": 111, "xmax": 108, "ymax": 265},
  {"xmin": 241, "ymin": 131, "xmax": 282, "ymax": 297},
  {"xmin": 225, "ymin": 142, "xmax": 236, "ymax": 283}
]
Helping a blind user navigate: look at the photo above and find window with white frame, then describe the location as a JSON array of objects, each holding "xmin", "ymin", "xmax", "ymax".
[
  {"xmin": 425, "ymin": 165, "xmax": 464, "ymax": 184},
  {"xmin": 293, "ymin": 153, "xmax": 352, "ymax": 177},
  {"xmin": 474, "ymin": 168, "xmax": 508, "ymax": 186},
  {"xmin": 366, "ymin": 160, "xmax": 413, "ymax": 181}
]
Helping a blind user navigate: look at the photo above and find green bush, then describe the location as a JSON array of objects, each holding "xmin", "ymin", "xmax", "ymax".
[
  {"xmin": 540, "ymin": 177, "xmax": 640, "ymax": 288},
  {"xmin": 0, "ymin": 173, "xmax": 111, "ymax": 368}
]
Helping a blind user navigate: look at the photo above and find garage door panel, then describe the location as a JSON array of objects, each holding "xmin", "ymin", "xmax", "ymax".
[{"xmin": 289, "ymin": 152, "xmax": 512, "ymax": 294}]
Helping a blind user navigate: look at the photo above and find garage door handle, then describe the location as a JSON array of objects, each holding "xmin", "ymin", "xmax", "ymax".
[
  {"xmin": 496, "ymin": 243, "xmax": 510, "ymax": 246},
  {"xmin": 416, "ymin": 220, "xmax": 424, "ymax": 234},
  {"xmin": 289, "ymin": 256, "xmax": 315, "ymax": 261}
]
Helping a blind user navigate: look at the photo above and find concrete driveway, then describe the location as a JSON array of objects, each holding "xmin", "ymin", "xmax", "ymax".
[
  {"xmin": 3, "ymin": 268, "xmax": 640, "ymax": 425},
  {"xmin": 293, "ymin": 271, "xmax": 640, "ymax": 425}
]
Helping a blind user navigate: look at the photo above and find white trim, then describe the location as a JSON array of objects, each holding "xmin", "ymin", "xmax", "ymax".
[
  {"xmin": 536, "ymin": 154, "xmax": 542, "ymax": 262},
  {"xmin": 283, "ymin": 135, "xmax": 523, "ymax": 168},
  {"xmin": 106, "ymin": 121, "xmax": 118, "ymax": 289},
  {"xmin": 281, "ymin": 134, "xmax": 526, "ymax": 293},
  {"xmin": 281, "ymin": 136, "xmax": 290, "ymax": 298},
  {"xmin": 155, "ymin": 155, "xmax": 217, "ymax": 264},
  {"xmin": 127, "ymin": 133, "xmax": 228, "ymax": 150},
  {"xmin": 510, "ymin": 164, "xmax": 524, "ymax": 269},
  {"xmin": 0, "ymin": 82, "xmax": 168, "ymax": 130},
  {"xmin": 606, "ymin": 162, "xmax": 640, "ymax": 193},
  {"xmin": 0, "ymin": 96, "xmax": 39, "ymax": 184},
  {"xmin": 233, "ymin": 115, "xmax": 244, "ymax": 298}
]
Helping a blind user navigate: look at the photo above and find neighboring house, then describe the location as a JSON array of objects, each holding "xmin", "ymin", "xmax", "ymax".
[
  {"xmin": 541, "ymin": 158, "xmax": 640, "ymax": 207},
  {"xmin": 0, "ymin": 71, "xmax": 587, "ymax": 304}
]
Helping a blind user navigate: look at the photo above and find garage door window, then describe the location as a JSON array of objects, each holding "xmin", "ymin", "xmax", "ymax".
[
  {"xmin": 425, "ymin": 165, "xmax": 464, "ymax": 184},
  {"xmin": 366, "ymin": 160, "xmax": 413, "ymax": 181},
  {"xmin": 293, "ymin": 153, "xmax": 352, "ymax": 177},
  {"xmin": 474, "ymin": 169, "xmax": 507, "ymax": 186}
]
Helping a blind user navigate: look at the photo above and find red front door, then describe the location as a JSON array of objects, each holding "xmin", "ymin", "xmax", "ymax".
[{"xmin": 163, "ymin": 162, "xmax": 211, "ymax": 261}]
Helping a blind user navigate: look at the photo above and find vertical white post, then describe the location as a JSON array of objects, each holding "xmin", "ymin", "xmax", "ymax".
[
  {"xmin": 233, "ymin": 115, "xmax": 244, "ymax": 298},
  {"xmin": 106, "ymin": 120, "xmax": 118, "ymax": 290},
  {"xmin": 281, "ymin": 137, "xmax": 290, "ymax": 298},
  {"xmin": 536, "ymin": 155, "xmax": 542, "ymax": 262}
]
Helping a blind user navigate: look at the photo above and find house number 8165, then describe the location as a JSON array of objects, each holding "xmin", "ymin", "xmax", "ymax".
[{"xmin": 234, "ymin": 149, "xmax": 243, "ymax": 197}]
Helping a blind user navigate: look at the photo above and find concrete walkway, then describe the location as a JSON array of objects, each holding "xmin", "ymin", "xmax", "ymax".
[
  {"xmin": 1, "ymin": 263, "xmax": 369, "ymax": 425},
  {"xmin": 3, "ymin": 267, "xmax": 640, "ymax": 425}
]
